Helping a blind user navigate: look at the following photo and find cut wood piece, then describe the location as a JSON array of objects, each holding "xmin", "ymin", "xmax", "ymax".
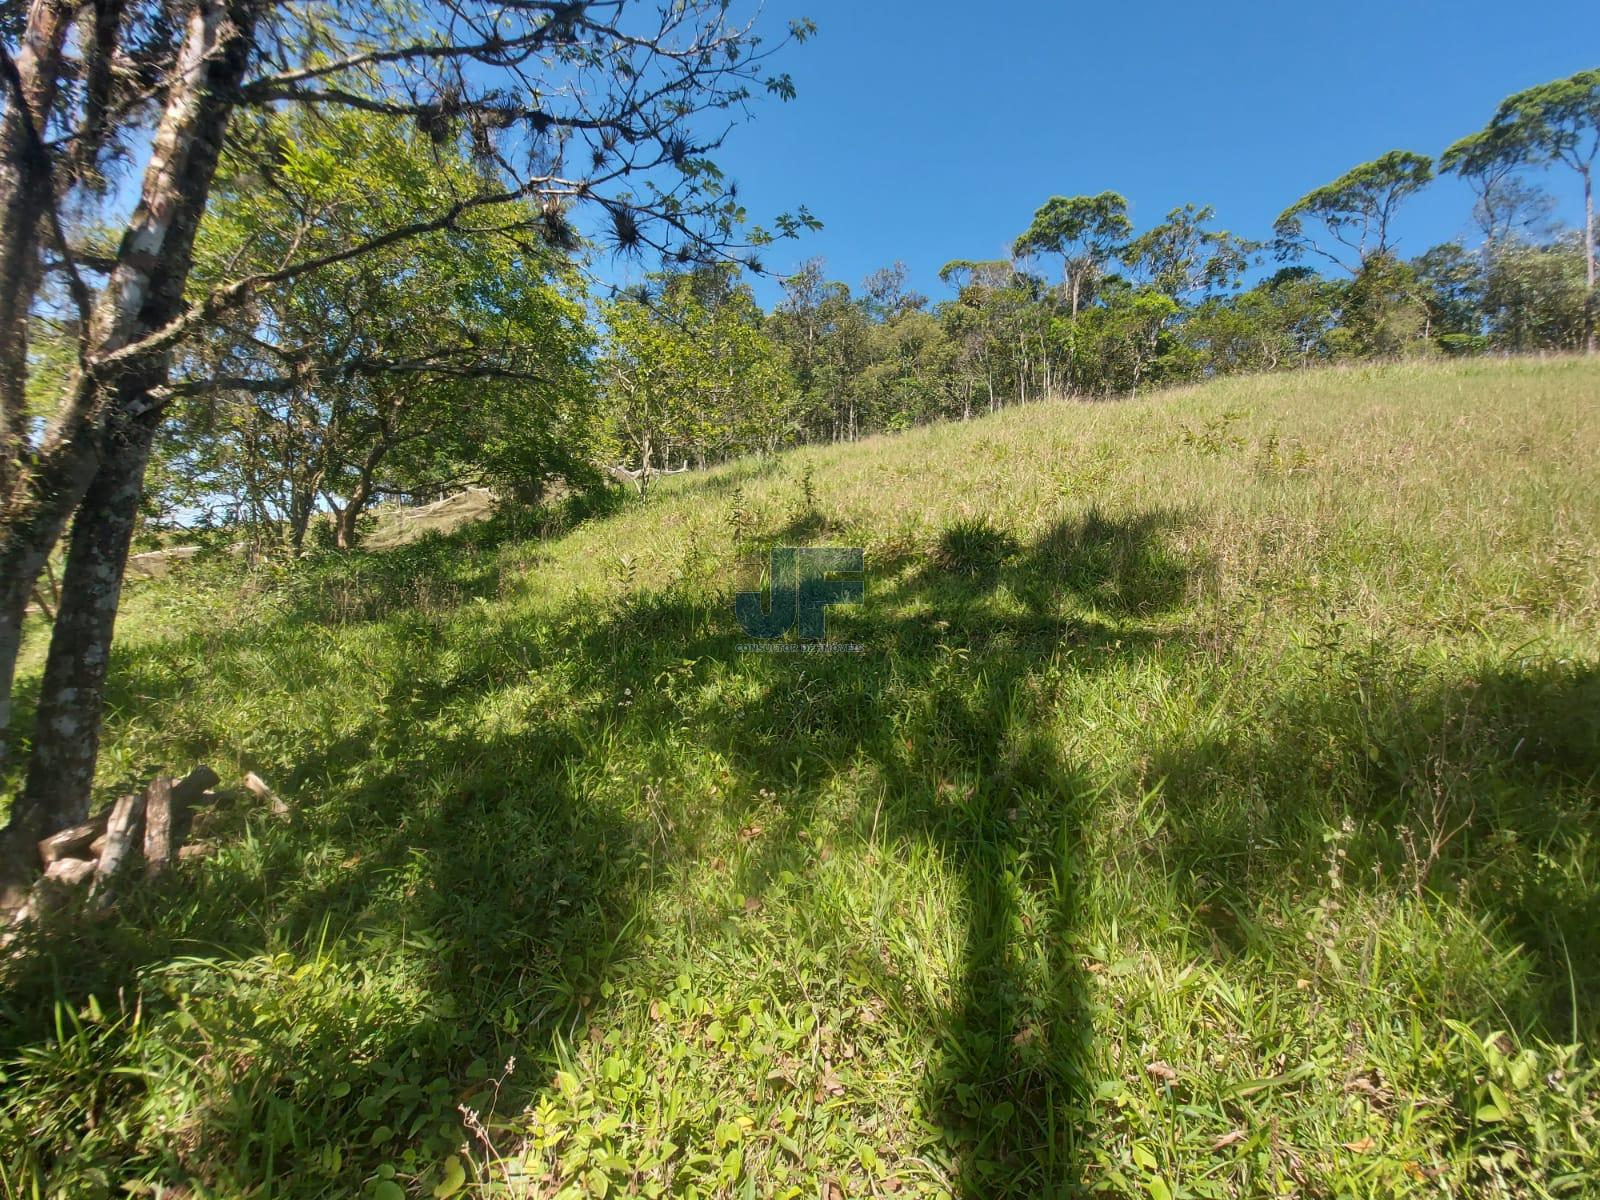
[
  {"xmin": 44, "ymin": 857, "xmax": 96, "ymax": 886},
  {"xmin": 143, "ymin": 777, "xmax": 175, "ymax": 876},
  {"xmin": 89, "ymin": 791, "xmax": 146, "ymax": 909},
  {"xmin": 172, "ymin": 765, "xmax": 221, "ymax": 806},
  {"xmin": 243, "ymin": 771, "xmax": 289, "ymax": 817},
  {"xmin": 38, "ymin": 810, "xmax": 109, "ymax": 865}
]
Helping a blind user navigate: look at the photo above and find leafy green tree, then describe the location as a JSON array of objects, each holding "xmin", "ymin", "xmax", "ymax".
[
  {"xmin": 1332, "ymin": 254, "xmax": 1433, "ymax": 359},
  {"xmin": 1013, "ymin": 192, "xmax": 1132, "ymax": 318},
  {"xmin": 1074, "ymin": 285, "xmax": 1180, "ymax": 396},
  {"xmin": 859, "ymin": 262, "xmax": 928, "ymax": 322},
  {"xmin": 1479, "ymin": 69, "xmax": 1600, "ymax": 349},
  {"xmin": 167, "ymin": 109, "xmax": 597, "ymax": 553},
  {"xmin": 1441, "ymin": 125, "xmax": 1539, "ymax": 242},
  {"xmin": 1481, "ymin": 235, "xmax": 1592, "ymax": 352},
  {"xmin": 857, "ymin": 309, "xmax": 956, "ymax": 431},
  {"xmin": 0, "ymin": 0, "xmax": 815, "ymax": 886},
  {"xmin": 1181, "ymin": 269, "xmax": 1342, "ymax": 375},
  {"xmin": 603, "ymin": 270, "xmax": 793, "ymax": 487},
  {"xmin": 769, "ymin": 267, "xmax": 877, "ymax": 442},
  {"xmin": 1413, "ymin": 242, "xmax": 1487, "ymax": 350},
  {"xmin": 937, "ymin": 260, "xmax": 1030, "ymax": 412},
  {"xmin": 1274, "ymin": 151, "xmax": 1434, "ymax": 272},
  {"xmin": 1121, "ymin": 204, "xmax": 1257, "ymax": 301}
]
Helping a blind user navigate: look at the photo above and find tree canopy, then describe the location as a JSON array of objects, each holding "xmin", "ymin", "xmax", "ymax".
[{"xmin": 1274, "ymin": 150, "xmax": 1435, "ymax": 272}]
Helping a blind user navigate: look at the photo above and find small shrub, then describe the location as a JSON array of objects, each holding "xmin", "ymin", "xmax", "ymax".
[{"xmin": 934, "ymin": 517, "xmax": 1019, "ymax": 581}]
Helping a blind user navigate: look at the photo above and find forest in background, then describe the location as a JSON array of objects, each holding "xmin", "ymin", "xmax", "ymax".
[{"xmin": 126, "ymin": 68, "xmax": 1600, "ymax": 547}]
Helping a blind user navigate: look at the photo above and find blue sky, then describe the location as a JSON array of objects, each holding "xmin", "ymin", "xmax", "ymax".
[{"xmin": 689, "ymin": 0, "xmax": 1597, "ymax": 306}]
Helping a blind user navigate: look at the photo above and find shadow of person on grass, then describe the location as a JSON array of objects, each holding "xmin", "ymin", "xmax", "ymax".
[
  {"xmin": 643, "ymin": 506, "xmax": 1195, "ymax": 1195},
  {"xmin": 22, "ymin": 494, "xmax": 1585, "ymax": 1198},
  {"xmin": 0, "ymin": 501, "xmax": 1195, "ymax": 1196}
]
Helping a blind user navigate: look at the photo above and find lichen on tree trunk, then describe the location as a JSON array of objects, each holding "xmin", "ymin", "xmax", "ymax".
[{"xmin": 19, "ymin": 406, "xmax": 159, "ymax": 836}]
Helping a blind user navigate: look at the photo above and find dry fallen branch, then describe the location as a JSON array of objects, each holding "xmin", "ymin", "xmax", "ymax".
[
  {"xmin": 173, "ymin": 765, "xmax": 222, "ymax": 805},
  {"xmin": 43, "ymin": 857, "xmax": 95, "ymax": 887},
  {"xmin": 243, "ymin": 771, "xmax": 289, "ymax": 818},
  {"xmin": 89, "ymin": 790, "xmax": 145, "ymax": 909},
  {"xmin": 38, "ymin": 810, "xmax": 109, "ymax": 865},
  {"xmin": 143, "ymin": 777, "xmax": 174, "ymax": 876},
  {"xmin": 2, "ymin": 764, "xmax": 272, "ymax": 932}
]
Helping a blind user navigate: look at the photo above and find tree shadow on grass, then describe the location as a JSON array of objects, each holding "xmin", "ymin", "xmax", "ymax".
[
  {"xmin": 1146, "ymin": 653, "xmax": 1600, "ymax": 1042},
  {"xmin": 0, "ymin": 668, "xmax": 652, "ymax": 1191},
  {"xmin": 610, "ymin": 506, "xmax": 1196, "ymax": 1195},
  {"xmin": 2, "ymin": 503, "xmax": 1193, "ymax": 1195},
  {"xmin": 24, "ymin": 489, "xmax": 1590, "ymax": 1195}
]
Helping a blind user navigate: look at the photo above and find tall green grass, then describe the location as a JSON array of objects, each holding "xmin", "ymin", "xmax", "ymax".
[{"xmin": 2, "ymin": 357, "xmax": 1597, "ymax": 1198}]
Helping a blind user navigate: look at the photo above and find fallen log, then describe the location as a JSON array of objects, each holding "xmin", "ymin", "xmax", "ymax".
[
  {"xmin": 38, "ymin": 810, "xmax": 109, "ymax": 866},
  {"xmin": 44, "ymin": 857, "xmax": 96, "ymax": 887},
  {"xmin": 173, "ymin": 765, "xmax": 221, "ymax": 806},
  {"xmin": 143, "ymin": 777, "xmax": 175, "ymax": 876},
  {"xmin": 89, "ymin": 791, "xmax": 146, "ymax": 909}
]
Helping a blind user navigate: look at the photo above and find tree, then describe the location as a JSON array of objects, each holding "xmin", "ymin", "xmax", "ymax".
[
  {"xmin": 0, "ymin": 0, "xmax": 815, "ymax": 900},
  {"xmin": 1480, "ymin": 69, "xmax": 1600, "ymax": 350},
  {"xmin": 1441, "ymin": 125, "xmax": 1540, "ymax": 242},
  {"xmin": 1181, "ymin": 268, "xmax": 1342, "ymax": 375},
  {"xmin": 1332, "ymin": 254, "xmax": 1432, "ymax": 359},
  {"xmin": 603, "ymin": 270, "xmax": 792, "ymax": 486},
  {"xmin": 164, "ymin": 109, "xmax": 598, "ymax": 554},
  {"xmin": 860, "ymin": 262, "xmax": 927, "ymax": 322},
  {"xmin": 1413, "ymin": 242, "xmax": 1487, "ymax": 350},
  {"xmin": 937, "ymin": 260, "xmax": 1023, "ymax": 412},
  {"xmin": 768, "ymin": 265, "xmax": 871, "ymax": 442},
  {"xmin": 1013, "ymin": 192, "xmax": 1132, "ymax": 318},
  {"xmin": 1120, "ymin": 204, "xmax": 1257, "ymax": 301},
  {"xmin": 1075, "ymin": 284, "xmax": 1179, "ymax": 397},
  {"xmin": 1274, "ymin": 150, "xmax": 1434, "ymax": 273},
  {"xmin": 1481, "ymin": 234, "xmax": 1592, "ymax": 352},
  {"xmin": 856, "ymin": 308, "xmax": 956, "ymax": 430}
]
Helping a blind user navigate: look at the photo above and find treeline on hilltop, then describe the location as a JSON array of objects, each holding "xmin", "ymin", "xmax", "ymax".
[
  {"xmin": 139, "ymin": 69, "xmax": 1600, "ymax": 543},
  {"xmin": 605, "ymin": 70, "xmax": 1598, "ymax": 476}
]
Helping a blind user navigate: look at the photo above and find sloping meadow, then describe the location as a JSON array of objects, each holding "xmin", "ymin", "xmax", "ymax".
[{"xmin": 3, "ymin": 358, "xmax": 1597, "ymax": 1197}]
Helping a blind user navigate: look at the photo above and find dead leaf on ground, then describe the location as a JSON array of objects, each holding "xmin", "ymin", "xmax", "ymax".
[
  {"xmin": 816, "ymin": 1068, "xmax": 846, "ymax": 1099},
  {"xmin": 1345, "ymin": 1068, "xmax": 1391, "ymax": 1104},
  {"xmin": 1145, "ymin": 1060, "xmax": 1179, "ymax": 1084}
]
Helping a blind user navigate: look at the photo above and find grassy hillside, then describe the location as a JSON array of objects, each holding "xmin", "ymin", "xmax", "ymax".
[{"xmin": 3, "ymin": 358, "xmax": 1598, "ymax": 1198}]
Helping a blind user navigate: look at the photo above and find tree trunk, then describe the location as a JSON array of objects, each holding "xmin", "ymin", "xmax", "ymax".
[
  {"xmin": 0, "ymin": 443, "xmax": 98, "ymax": 782},
  {"xmin": 332, "ymin": 504, "xmax": 356, "ymax": 551},
  {"xmin": 17, "ymin": 406, "xmax": 158, "ymax": 852},
  {"xmin": 1584, "ymin": 167, "xmax": 1595, "ymax": 356},
  {"xmin": 334, "ymin": 470, "xmax": 376, "ymax": 550},
  {"xmin": 287, "ymin": 486, "xmax": 315, "ymax": 555},
  {"xmin": 0, "ymin": 0, "xmax": 257, "ymax": 896},
  {"xmin": 334, "ymin": 432, "xmax": 392, "ymax": 550},
  {"xmin": 0, "ymin": 0, "xmax": 74, "ymax": 501}
]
